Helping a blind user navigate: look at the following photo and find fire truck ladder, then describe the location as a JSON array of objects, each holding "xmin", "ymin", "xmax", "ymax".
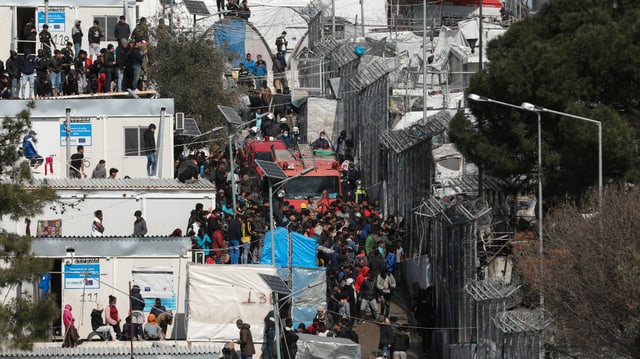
[{"xmin": 298, "ymin": 143, "xmax": 316, "ymax": 169}]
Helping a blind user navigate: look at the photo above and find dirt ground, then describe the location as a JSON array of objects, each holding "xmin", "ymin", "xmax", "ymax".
[{"xmin": 354, "ymin": 291, "xmax": 425, "ymax": 359}]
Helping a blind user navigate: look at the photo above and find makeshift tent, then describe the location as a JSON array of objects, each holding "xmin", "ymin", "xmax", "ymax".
[
  {"xmin": 276, "ymin": 267, "xmax": 326, "ymax": 326},
  {"xmin": 296, "ymin": 333, "xmax": 361, "ymax": 359},
  {"xmin": 186, "ymin": 264, "xmax": 278, "ymax": 342},
  {"xmin": 259, "ymin": 227, "xmax": 318, "ymax": 268},
  {"xmin": 214, "ymin": 19, "xmax": 246, "ymax": 66}
]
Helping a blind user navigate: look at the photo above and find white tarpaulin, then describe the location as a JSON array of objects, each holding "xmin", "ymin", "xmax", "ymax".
[
  {"xmin": 305, "ymin": 97, "xmax": 337, "ymax": 141},
  {"xmin": 316, "ymin": 0, "xmax": 387, "ymax": 28},
  {"xmin": 296, "ymin": 333, "xmax": 361, "ymax": 359},
  {"xmin": 132, "ymin": 266, "xmax": 174, "ymax": 299},
  {"xmin": 187, "ymin": 264, "xmax": 278, "ymax": 342},
  {"xmin": 430, "ymin": 27, "xmax": 466, "ymax": 71}
]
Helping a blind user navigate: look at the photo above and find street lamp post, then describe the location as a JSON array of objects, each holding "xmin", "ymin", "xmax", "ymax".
[
  {"xmin": 268, "ymin": 167, "xmax": 314, "ymax": 265},
  {"xmin": 522, "ymin": 102, "xmax": 603, "ymax": 204},
  {"xmin": 184, "ymin": 126, "xmax": 224, "ymax": 148},
  {"xmin": 468, "ymin": 93, "xmax": 544, "ymax": 313}
]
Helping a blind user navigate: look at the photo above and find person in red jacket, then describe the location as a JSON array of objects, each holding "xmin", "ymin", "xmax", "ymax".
[
  {"xmin": 211, "ymin": 226, "xmax": 225, "ymax": 264},
  {"xmin": 105, "ymin": 295, "xmax": 122, "ymax": 339}
]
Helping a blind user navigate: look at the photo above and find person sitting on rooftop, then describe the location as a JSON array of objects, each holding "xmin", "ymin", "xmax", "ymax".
[{"xmin": 22, "ymin": 129, "xmax": 43, "ymax": 169}]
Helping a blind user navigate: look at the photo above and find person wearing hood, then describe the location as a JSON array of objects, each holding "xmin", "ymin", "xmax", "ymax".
[
  {"xmin": 18, "ymin": 48, "xmax": 36, "ymax": 99},
  {"xmin": 358, "ymin": 266, "xmax": 379, "ymax": 321},
  {"xmin": 236, "ymin": 319, "xmax": 255, "ymax": 358},
  {"xmin": 91, "ymin": 302, "xmax": 118, "ymax": 341},
  {"xmin": 62, "ymin": 304, "xmax": 80, "ymax": 347},
  {"xmin": 63, "ymin": 304, "xmax": 74, "ymax": 329},
  {"xmin": 92, "ymin": 159, "xmax": 107, "ymax": 178},
  {"xmin": 177, "ymin": 155, "xmax": 199, "ymax": 183},
  {"xmin": 6, "ymin": 50, "xmax": 20, "ymax": 96},
  {"xmin": 22, "ymin": 129, "xmax": 43, "ymax": 169},
  {"xmin": 131, "ymin": 284, "xmax": 145, "ymax": 340},
  {"xmin": 72, "ymin": 20, "xmax": 83, "ymax": 59},
  {"xmin": 22, "ymin": 18, "xmax": 37, "ymax": 53}
]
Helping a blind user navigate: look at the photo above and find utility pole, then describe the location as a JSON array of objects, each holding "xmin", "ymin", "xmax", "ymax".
[
  {"xmin": 479, "ymin": 0, "xmax": 484, "ymax": 70},
  {"xmin": 360, "ymin": 0, "xmax": 365, "ymax": 37},
  {"xmin": 65, "ymin": 108, "xmax": 71, "ymax": 178},
  {"xmin": 332, "ymin": 0, "xmax": 336, "ymax": 36},
  {"xmin": 422, "ymin": 0, "xmax": 427, "ymax": 122}
]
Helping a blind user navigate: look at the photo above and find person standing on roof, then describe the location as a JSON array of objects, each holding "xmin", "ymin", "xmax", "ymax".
[
  {"xmin": 92, "ymin": 210, "xmax": 105, "ymax": 237},
  {"xmin": 38, "ymin": 24, "xmax": 54, "ymax": 59},
  {"xmin": 88, "ymin": 19, "xmax": 104, "ymax": 61},
  {"xmin": 143, "ymin": 123, "xmax": 157, "ymax": 177},
  {"xmin": 69, "ymin": 145, "xmax": 86, "ymax": 178},
  {"xmin": 254, "ymin": 54, "xmax": 267, "ymax": 86},
  {"xmin": 227, "ymin": 215, "xmax": 242, "ymax": 264},
  {"xmin": 239, "ymin": 0, "xmax": 251, "ymax": 20},
  {"xmin": 18, "ymin": 48, "xmax": 36, "ymax": 99},
  {"xmin": 71, "ymin": 20, "xmax": 83, "ymax": 59},
  {"xmin": 225, "ymin": 0, "xmax": 241, "ymax": 18},
  {"xmin": 133, "ymin": 210, "xmax": 148, "ymax": 236},
  {"xmin": 243, "ymin": 53, "xmax": 256, "ymax": 86},
  {"xmin": 114, "ymin": 16, "xmax": 131, "ymax": 44},
  {"xmin": 131, "ymin": 17, "xmax": 149, "ymax": 43},
  {"xmin": 275, "ymin": 31, "xmax": 288, "ymax": 60}
]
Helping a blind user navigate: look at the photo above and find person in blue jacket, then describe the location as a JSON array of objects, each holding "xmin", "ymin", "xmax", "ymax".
[{"xmin": 22, "ymin": 129, "xmax": 43, "ymax": 169}]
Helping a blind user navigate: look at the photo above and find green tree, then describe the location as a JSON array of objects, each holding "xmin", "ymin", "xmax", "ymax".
[
  {"xmin": 513, "ymin": 186, "xmax": 640, "ymax": 357},
  {"xmin": 149, "ymin": 26, "xmax": 236, "ymax": 131},
  {"xmin": 450, "ymin": 0, "xmax": 640, "ymax": 202},
  {"xmin": 0, "ymin": 106, "xmax": 58, "ymax": 350}
]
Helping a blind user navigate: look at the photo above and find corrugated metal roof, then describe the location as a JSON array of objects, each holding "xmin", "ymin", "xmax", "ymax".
[
  {"xmin": 0, "ymin": 98, "xmax": 173, "ymax": 118},
  {"xmin": 0, "ymin": 341, "xmax": 221, "ymax": 358},
  {"xmin": 22, "ymin": 178, "xmax": 215, "ymax": 191},
  {"xmin": 31, "ymin": 236, "xmax": 191, "ymax": 258}
]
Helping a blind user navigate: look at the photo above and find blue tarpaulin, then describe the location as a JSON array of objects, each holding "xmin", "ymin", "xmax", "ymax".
[
  {"xmin": 214, "ymin": 19, "xmax": 246, "ymax": 66},
  {"xmin": 260, "ymin": 227, "xmax": 318, "ymax": 268}
]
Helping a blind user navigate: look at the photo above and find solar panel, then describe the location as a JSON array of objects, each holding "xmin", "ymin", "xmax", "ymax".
[
  {"xmin": 217, "ymin": 105, "xmax": 243, "ymax": 125},
  {"xmin": 259, "ymin": 273, "xmax": 291, "ymax": 294},
  {"xmin": 255, "ymin": 160, "xmax": 288, "ymax": 180},
  {"xmin": 182, "ymin": 118, "xmax": 201, "ymax": 137},
  {"xmin": 184, "ymin": 0, "xmax": 210, "ymax": 15}
]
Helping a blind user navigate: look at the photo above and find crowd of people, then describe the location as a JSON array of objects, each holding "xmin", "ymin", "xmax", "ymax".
[
  {"xmin": 174, "ymin": 145, "xmax": 416, "ymax": 357},
  {"xmin": 0, "ymin": 16, "xmax": 151, "ymax": 100},
  {"xmin": 63, "ymin": 292, "xmax": 174, "ymax": 347}
]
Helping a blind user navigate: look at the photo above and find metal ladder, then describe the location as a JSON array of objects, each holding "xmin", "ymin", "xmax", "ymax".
[{"xmin": 298, "ymin": 143, "xmax": 316, "ymax": 169}]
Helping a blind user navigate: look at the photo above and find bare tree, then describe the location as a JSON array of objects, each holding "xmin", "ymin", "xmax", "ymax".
[{"xmin": 513, "ymin": 185, "xmax": 640, "ymax": 358}]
